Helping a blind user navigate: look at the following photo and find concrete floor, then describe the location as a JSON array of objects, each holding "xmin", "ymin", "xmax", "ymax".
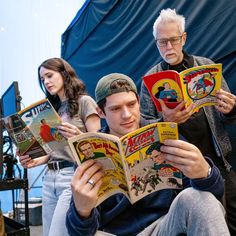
[{"xmin": 30, "ymin": 225, "xmax": 43, "ymax": 236}]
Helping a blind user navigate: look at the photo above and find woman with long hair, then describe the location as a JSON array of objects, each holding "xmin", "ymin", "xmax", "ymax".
[{"xmin": 19, "ymin": 58, "xmax": 100, "ymax": 236}]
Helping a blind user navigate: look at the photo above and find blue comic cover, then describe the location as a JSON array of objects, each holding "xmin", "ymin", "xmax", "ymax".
[{"xmin": 18, "ymin": 98, "xmax": 67, "ymax": 154}]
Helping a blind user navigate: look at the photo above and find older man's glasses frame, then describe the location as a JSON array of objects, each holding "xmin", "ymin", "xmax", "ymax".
[{"xmin": 156, "ymin": 35, "xmax": 183, "ymax": 47}]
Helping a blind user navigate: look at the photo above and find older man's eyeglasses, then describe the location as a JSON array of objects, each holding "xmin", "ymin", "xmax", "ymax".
[{"xmin": 156, "ymin": 35, "xmax": 182, "ymax": 47}]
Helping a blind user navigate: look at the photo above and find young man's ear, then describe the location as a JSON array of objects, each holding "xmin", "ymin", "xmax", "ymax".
[{"xmin": 96, "ymin": 107, "xmax": 106, "ymax": 119}]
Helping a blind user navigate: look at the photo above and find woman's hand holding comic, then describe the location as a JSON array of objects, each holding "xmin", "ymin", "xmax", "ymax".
[{"xmin": 57, "ymin": 122, "xmax": 83, "ymax": 138}]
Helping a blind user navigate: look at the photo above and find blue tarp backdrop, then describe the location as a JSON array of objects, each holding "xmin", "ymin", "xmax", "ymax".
[{"xmin": 61, "ymin": 0, "xmax": 236, "ymax": 168}]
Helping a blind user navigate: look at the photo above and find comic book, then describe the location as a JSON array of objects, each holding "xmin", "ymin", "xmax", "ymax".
[
  {"xmin": 143, "ymin": 64, "xmax": 222, "ymax": 112},
  {"xmin": 68, "ymin": 122, "xmax": 182, "ymax": 205},
  {"xmin": 2, "ymin": 98, "xmax": 67, "ymax": 158}
]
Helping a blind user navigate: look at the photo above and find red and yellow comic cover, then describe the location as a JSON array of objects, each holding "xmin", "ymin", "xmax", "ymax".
[
  {"xmin": 68, "ymin": 122, "xmax": 182, "ymax": 205},
  {"xmin": 143, "ymin": 71, "xmax": 183, "ymax": 112},
  {"xmin": 143, "ymin": 64, "xmax": 222, "ymax": 113},
  {"xmin": 179, "ymin": 63, "xmax": 222, "ymax": 112}
]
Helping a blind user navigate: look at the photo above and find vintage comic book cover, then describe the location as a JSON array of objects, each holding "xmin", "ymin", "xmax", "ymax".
[
  {"xmin": 143, "ymin": 71, "xmax": 183, "ymax": 112},
  {"xmin": 143, "ymin": 63, "xmax": 222, "ymax": 112},
  {"xmin": 2, "ymin": 98, "xmax": 67, "ymax": 158},
  {"xmin": 2, "ymin": 114, "xmax": 47, "ymax": 159},
  {"xmin": 179, "ymin": 63, "xmax": 222, "ymax": 112},
  {"xmin": 18, "ymin": 98, "xmax": 67, "ymax": 154},
  {"xmin": 68, "ymin": 122, "xmax": 182, "ymax": 205}
]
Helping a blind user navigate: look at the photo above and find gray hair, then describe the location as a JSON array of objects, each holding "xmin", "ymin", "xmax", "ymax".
[{"xmin": 153, "ymin": 8, "xmax": 185, "ymax": 40}]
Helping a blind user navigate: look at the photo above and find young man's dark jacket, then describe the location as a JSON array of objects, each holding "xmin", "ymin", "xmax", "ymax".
[{"xmin": 66, "ymin": 117, "xmax": 224, "ymax": 236}]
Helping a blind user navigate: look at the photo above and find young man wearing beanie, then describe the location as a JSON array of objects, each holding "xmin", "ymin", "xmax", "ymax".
[{"xmin": 66, "ymin": 73, "xmax": 229, "ymax": 236}]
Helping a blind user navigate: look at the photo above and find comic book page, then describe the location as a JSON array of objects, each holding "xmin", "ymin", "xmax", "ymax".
[
  {"xmin": 68, "ymin": 132, "xmax": 130, "ymax": 206},
  {"xmin": 2, "ymin": 114, "xmax": 47, "ymax": 158},
  {"xmin": 120, "ymin": 122, "xmax": 182, "ymax": 204},
  {"xmin": 142, "ymin": 71, "xmax": 183, "ymax": 112},
  {"xmin": 18, "ymin": 99, "xmax": 67, "ymax": 154},
  {"xmin": 179, "ymin": 63, "xmax": 222, "ymax": 112}
]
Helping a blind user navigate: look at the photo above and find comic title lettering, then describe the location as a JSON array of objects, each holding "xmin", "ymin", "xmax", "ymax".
[
  {"xmin": 92, "ymin": 142, "xmax": 119, "ymax": 155},
  {"xmin": 184, "ymin": 68, "xmax": 219, "ymax": 83},
  {"xmin": 125, "ymin": 128, "xmax": 156, "ymax": 156},
  {"xmin": 21, "ymin": 102, "xmax": 52, "ymax": 126}
]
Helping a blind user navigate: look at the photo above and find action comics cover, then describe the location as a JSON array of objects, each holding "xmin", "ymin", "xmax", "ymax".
[
  {"xmin": 68, "ymin": 122, "xmax": 182, "ymax": 205},
  {"xmin": 143, "ymin": 64, "xmax": 222, "ymax": 112},
  {"xmin": 2, "ymin": 98, "xmax": 67, "ymax": 158}
]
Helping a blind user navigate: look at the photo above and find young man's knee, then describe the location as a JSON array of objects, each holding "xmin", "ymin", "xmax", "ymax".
[{"xmin": 176, "ymin": 188, "xmax": 221, "ymax": 211}]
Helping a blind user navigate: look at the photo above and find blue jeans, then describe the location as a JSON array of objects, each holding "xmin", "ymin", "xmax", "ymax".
[{"xmin": 42, "ymin": 166, "xmax": 74, "ymax": 236}]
